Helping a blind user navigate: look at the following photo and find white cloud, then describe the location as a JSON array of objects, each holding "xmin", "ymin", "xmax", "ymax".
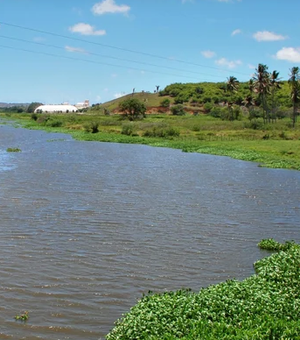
[
  {"xmin": 65, "ymin": 46, "xmax": 87, "ymax": 54},
  {"xmin": 201, "ymin": 50, "xmax": 216, "ymax": 58},
  {"xmin": 215, "ymin": 58, "xmax": 242, "ymax": 69},
  {"xmin": 253, "ymin": 30, "xmax": 287, "ymax": 42},
  {"xmin": 92, "ymin": 0, "xmax": 130, "ymax": 15},
  {"xmin": 275, "ymin": 47, "xmax": 300, "ymax": 63},
  {"xmin": 114, "ymin": 92, "xmax": 126, "ymax": 99},
  {"xmin": 69, "ymin": 23, "xmax": 106, "ymax": 36},
  {"xmin": 248, "ymin": 63, "xmax": 256, "ymax": 70},
  {"xmin": 231, "ymin": 29, "xmax": 241, "ymax": 36}
]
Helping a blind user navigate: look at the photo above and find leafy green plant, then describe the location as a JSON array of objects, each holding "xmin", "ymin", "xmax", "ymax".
[
  {"xmin": 106, "ymin": 240, "xmax": 300, "ymax": 340},
  {"xmin": 15, "ymin": 311, "xmax": 29, "ymax": 322},
  {"xmin": 258, "ymin": 238, "xmax": 295, "ymax": 251}
]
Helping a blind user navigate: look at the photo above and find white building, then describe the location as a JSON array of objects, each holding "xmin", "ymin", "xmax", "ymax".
[
  {"xmin": 75, "ymin": 100, "xmax": 90, "ymax": 110},
  {"xmin": 34, "ymin": 104, "xmax": 78, "ymax": 113}
]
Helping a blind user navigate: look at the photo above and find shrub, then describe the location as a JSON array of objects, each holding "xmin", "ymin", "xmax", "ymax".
[
  {"xmin": 37, "ymin": 115, "xmax": 50, "ymax": 125},
  {"xmin": 46, "ymin": 119, "xmax": 63, "ymax": 127},
  {"xmin": 31, "ymin": 113, "xmax": 38, "ymax": 121},
  {"xmin": 84, "ymin": 121, "xmax": 100, "ymax": 133},
  {"xmin": 160, "ymin": 98, "xmax": 171, "ymax": 108},
  {"xmin": 203, "ymin": 102, "xmax": 213, "ymax": 113},
  {"xmin": 243, "ymin": 119, "xmax": 264, "ymax": 130},
  {"xmin": 171, "ymin": 104, "xmax": 185, "ymax": 116},
  {"xmin": 121, "ymin": 123, "xmax": 137, "ymax": 136},
  {"xmin": 143, "ymin": 126, "xmax": 180, "ymax": 138}
]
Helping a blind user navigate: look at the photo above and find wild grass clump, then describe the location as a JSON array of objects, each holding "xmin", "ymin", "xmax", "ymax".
[
  {"xmin": 106, "ymin": 240, "xmax": 300, "ymax": 340},
  {"xmin": 121, "ymin": 123, "xmax": 138, "ymax": 136},
  {"xmin": 143, "ymin": 126, "xmax": 180, "ymax": 138}
]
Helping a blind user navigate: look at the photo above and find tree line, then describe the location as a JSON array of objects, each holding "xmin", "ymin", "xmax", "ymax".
[{"xmin": 226, "ymin": 64, "xmax": 299, "ymax": 127}]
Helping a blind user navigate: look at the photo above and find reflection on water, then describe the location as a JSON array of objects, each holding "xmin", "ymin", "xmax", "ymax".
[{"xmin": 0, "ymin": 123, "xmax": 299, "ymax": 339}]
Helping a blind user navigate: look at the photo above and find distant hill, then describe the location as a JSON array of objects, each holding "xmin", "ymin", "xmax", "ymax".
[
  {"xmin": 0, "ymin": 102, "xmax": 29, "ymax": 108},
  {"xmin": 90, "ymin": 81, "xmax": 292, "ymax": 114}
]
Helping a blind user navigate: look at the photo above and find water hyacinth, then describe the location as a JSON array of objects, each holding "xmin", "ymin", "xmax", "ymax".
[{"xmin": 106, "ymin": 240, "xmax": 300, "ymax": 339}]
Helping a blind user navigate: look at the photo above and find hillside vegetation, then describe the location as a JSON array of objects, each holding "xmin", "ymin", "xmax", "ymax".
[{"xmin": 2, "ymin": 64, "xmax": 300, "ymax": 170}]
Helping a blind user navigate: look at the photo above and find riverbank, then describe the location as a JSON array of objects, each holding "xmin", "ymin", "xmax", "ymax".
[
  {"xmin": 106, "ymin": 240, "xmax": 300, "ymax": 339},
  {"xmin": 1, "ymin": 113, "xmax": 300, "ymax": 171}
]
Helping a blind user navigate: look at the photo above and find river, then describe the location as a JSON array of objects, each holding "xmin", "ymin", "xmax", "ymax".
[{"xmin": 0, "ymin": 123, "xmax": 299, "ymax": 339}]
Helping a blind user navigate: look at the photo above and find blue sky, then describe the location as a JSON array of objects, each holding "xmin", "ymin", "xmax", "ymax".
[{"xmin": 0, "ymin": 0, "xmax": 300, "ymax": 105}]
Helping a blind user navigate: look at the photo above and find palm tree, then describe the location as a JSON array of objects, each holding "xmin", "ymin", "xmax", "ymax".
[
  {"xmin": 226, "ymin": 76, "xmax": 239, "ymax": 120},
  {"xmin": 253, "ymin": 64, "xmax": 270, "ymax": 124},
  {"xmin": 288, "ymin": 67, "xmax": 300, "ymax": 128},
  {"xmin": 270, "ymin": 70, "xmax": 282, "ymax": 123},
  {"xmin": 243, "ymin": 95, "xmax": 255, "ymax": 120}
]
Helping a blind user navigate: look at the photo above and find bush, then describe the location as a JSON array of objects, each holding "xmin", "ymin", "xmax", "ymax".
[
  {"xmin": 209, "ymin": 106, "xmax": 222, "ymax": 118},
  {"xmin": 160, "ymin": 98, "xmax": 171, "ymax": 108},
  {"xmin": 203, "ymin": 102, "xmax": 213, "ymax": 113},
  {"xmin": 37, "ymin": 115, "xmax": 50, "ymax": 125},
  {"xmin": 119, "ymin": 98, "xmax": 147, "ymax": 121},
  {"xmin": 121, "ymin": 123, "xmax": 137, "ymax": 136},
  {"xmin": 84, "ymin": 121, "xmax": 100, "ymax": 133},
  {"xmin": 46, "ymin": 119, "xmax": 63, "ymax": 127},
  {"xmin": 31, "ymin": 113, "xmax": 38, "ymax": 121},
  {"xmin": 143, "ymin": 126, "xmax": 180, "ymax": 138},
  {"xmin": 171, "ymin": 105, "xmax": 185, "ymax": 116},
  {"xmin": 243, "ymin": 119, "xmax": 264, "ymax": 130}
]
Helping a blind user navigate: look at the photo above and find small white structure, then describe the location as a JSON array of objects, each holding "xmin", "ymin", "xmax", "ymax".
[
  {"xmin": 34, "ymin": 104, "xmax": 78, "ymax": 113},
  {"xmin": 75, "ymin": 100, "xmax": 90, "ymax": 110}
]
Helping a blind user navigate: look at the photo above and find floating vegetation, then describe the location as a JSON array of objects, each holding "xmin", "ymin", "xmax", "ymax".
[
  {"xmin": 106, "ymin": 240, "xmax": 300, "ymax": 339},
  {"xmin": 258, "ymin": 238, "xmax": 295, "ymax": 251},
  {"xmin": 6, "ymin": 147, "xmax": 21, "ymax": 152},
  {"xmin": 14, "ymin": 311, "xmax": 29, "ymax": 322}
]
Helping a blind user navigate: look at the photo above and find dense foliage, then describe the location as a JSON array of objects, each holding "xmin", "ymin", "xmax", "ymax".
[
  {"xmin": 119, "ymin": 98, "xmax": 147, "ymax": 120},
  {"xmin": 106, "ymin": 240, "xmax": 300, "ymax": 339}
]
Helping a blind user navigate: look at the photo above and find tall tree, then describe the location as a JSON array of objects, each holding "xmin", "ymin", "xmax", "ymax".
[
  {"xmin": 288, "ymin": 67, "xmax": 300, "ymax": 128},
  {"xmin": 226, "ymin": 76, "xmax": 239, "ymax": 120},
  {"xmin": 253, "ymin": 64, "xmax": 270, "ymax": 124},
  {"xmin": 269, "ymin": 70, "xmax": 282, "ymax": 123}
]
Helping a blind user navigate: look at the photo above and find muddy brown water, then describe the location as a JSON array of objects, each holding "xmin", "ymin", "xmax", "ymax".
[{"xmin": 0, "ymin": 123, "xmax": 299, "ymax": 339}]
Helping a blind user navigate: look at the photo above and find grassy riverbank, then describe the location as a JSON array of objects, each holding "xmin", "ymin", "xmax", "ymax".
[
  {"xmin": 1, "ymin": 112, "xmax": 300, "ymax": 170},
  {"xmin": 106, "ymin": 240, "xmax": 300, "ymax": 339}
]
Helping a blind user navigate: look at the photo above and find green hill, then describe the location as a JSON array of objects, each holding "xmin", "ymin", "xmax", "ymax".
[{"xmin": 90, "ymin": 81, "xmax": 292, "ymax": 115}]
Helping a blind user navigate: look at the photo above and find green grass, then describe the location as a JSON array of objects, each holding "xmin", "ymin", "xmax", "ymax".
[
  {"xmin": 106, "ymin": 240, "xmax": 300, "ymax": 340},
  {"xmin": 2, "ymin": 112, "xmax": 300, "ymax": 171}
]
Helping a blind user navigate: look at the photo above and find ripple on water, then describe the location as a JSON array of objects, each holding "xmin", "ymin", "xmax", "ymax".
[{"xmin": 0, "ymin": 125, "xmax": 299, "ymax": 339}]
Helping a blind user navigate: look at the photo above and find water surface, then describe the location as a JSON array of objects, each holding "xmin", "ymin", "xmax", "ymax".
[{"xmin": 0, "ymin": 124, "xmax": 299, "ymax": 339}]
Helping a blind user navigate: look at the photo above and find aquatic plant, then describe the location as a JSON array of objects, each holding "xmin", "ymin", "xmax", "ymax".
[
  {"xmin": 6, "ymin": 147, "xmax": 21, "ymax": 152},
  {"xmin": 14, "ymin": 311, "xmax": 29, "ymax": 322},
  {"xmin": 106, "ymin": 240, "xmax": 300, "ymax": 339}
]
